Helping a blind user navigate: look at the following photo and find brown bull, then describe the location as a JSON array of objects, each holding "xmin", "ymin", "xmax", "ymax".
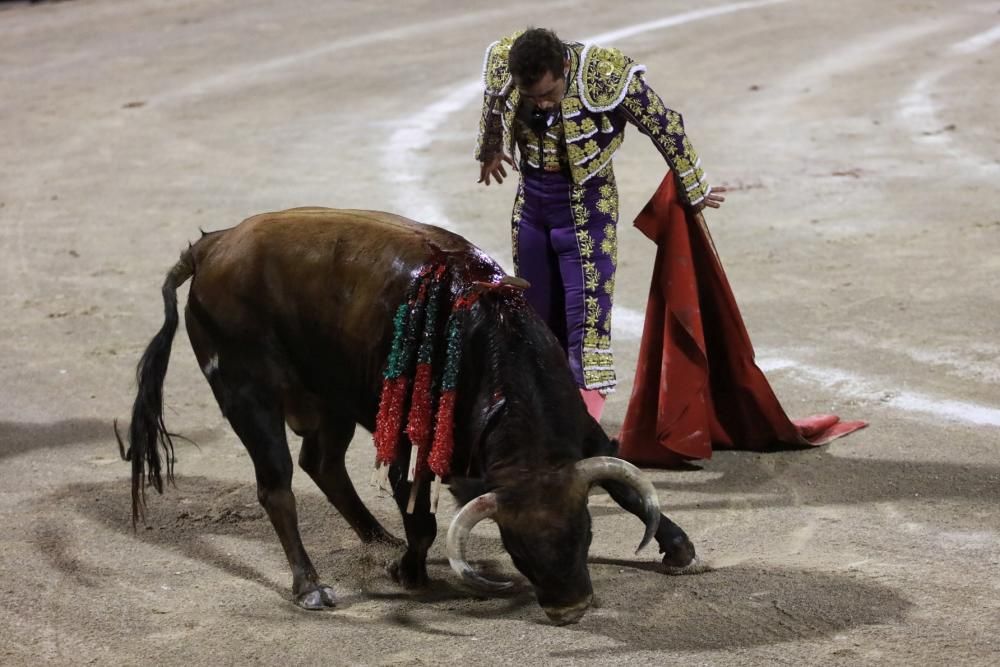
[{"xmin": 119, "ymin": 208, "xmax": 697, "ymax": 624}]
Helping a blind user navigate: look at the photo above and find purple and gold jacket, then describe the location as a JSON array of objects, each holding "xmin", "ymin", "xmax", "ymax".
[{"xmin": 475, "ymin": 33, "xmax": 712, "ymax": 207}]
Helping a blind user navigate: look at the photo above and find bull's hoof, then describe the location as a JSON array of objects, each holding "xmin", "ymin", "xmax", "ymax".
[
  {"xmin": 662, "ymin": 556, "xmax": 712, "ymax": 575},
  {"xmin": 660, "ymin": 534, "xmax": 698, "ymax": 569},
  {"xmin": 542, "ymin": 595, "xmax": 593, "ymax": 625},
  {"xmin": 387, "ymin": 554, "xmax": 429, "ymax": 590},
  {"xmin": 295, "ymin": 584, "xmax": 336, "ymax": 610}
]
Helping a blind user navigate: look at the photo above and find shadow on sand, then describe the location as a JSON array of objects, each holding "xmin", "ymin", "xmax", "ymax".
[
  {"xmin": 0, "ymin": 418, "xmax": 110, "ymax": 461},
  {"xmin": 41, "ymin": 472, "xmax": 911, "ymax": 650},
  {"xmin": 640, "ymin": 447, "xmax": 1000, "ymax": 512}
]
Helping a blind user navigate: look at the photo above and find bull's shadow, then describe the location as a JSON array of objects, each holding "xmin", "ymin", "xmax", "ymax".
[
  {"xmin": 0, "ymin": 418, "xmax": 109, "ymax": 461},
  {"xmin": 51, "ymin": 475, "xmax": 401, "ymax": 598},
  {"xmin": 46, "ymin": 473, "xmax": 910, "ymax": 650},
  {"xmin": 47, "ymin": 474, "xmax": 535, "ymax": 634},
  {"xmin": 49, "ymin": 474, "xmax": 515, "ymax": 605}
]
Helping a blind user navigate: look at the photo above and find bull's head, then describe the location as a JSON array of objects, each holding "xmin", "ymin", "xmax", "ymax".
[{"xmin": 446, "ymin": 456, "xmax": 659, "ymax": 625}]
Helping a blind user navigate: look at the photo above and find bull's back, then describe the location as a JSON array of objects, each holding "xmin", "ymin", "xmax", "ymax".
[
  {"xmin": 199, "ymin": 208, "xmax": 472, "ymax": 280},
  {"xmin": 186, "ymin": 209, "xmax": 496, "ymax": 415},
  {"xmin": 193, "ymin": 208, "xmax": 474, "ymax": 320}
]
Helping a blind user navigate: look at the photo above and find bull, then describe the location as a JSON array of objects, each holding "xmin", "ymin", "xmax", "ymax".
[{"xmin": 119, "ymin": 207, "xmax": 698, "ymax": 624}]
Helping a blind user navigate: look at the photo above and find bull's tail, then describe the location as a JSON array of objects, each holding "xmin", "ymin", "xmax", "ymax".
[{"xmin": 115, "ymin": 246, "xmax": 196, "ymax": 527}]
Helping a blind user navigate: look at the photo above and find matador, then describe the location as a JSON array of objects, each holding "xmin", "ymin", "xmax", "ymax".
[{"xmin": 476, "ymin": 27, "xmax": 725, "ymax": 419}]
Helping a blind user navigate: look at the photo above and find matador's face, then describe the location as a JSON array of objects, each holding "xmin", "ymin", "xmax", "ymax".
[{"xmin": 515, "ymin": 58, "xmax": 570, "ymax": 111}]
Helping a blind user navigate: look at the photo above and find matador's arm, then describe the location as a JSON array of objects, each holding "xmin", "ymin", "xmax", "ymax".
[{"xmin": 618, "ymin": 74, "xmax": 712, "ymax": 208}]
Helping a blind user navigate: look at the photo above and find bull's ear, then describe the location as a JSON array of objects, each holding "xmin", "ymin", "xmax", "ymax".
[{"xmin": 448, "ymin": 476, "xmax": 489, "ymax": 505}]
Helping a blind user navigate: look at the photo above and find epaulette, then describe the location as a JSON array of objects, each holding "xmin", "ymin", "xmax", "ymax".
[
  {"xmin": 482, "ymin": 31, "xmax": 523, "ymax": 95},
  {"xmin": 577, "ymin": 44, "xmax": 647, "ymax": 112}
]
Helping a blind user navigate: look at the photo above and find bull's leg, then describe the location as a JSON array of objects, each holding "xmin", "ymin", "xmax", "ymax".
[
  {"xmin": 186, "ymin": 309, "xmax": 334, "ymax": 608},
  {"xmin": 223, "ymin": 386, "xmax": 335, "ymax": 609},
  {"xmin": 386, "ymin": 446, "xmax": 436, "ymax": 589},
  {"xmin": 597, "ymin": 480, "xmax": 698, "ymax": 570},
  {"xmin": 298, "ymin": 417, "xmax": 403, "ymax": 548},
  {"xmin": 583, "ymin": 433, "xmax": 698, "ymax": 570}
]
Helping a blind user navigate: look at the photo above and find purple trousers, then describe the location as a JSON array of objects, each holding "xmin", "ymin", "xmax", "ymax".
[{"xmin": 512, "ymin": 167, "xmax": 618, "ymax": 392}]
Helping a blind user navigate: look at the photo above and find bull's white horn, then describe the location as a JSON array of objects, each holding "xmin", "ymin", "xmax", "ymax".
[
  {"xmin": 574, "ymin": 456, "xmax": 661, "ymax": 554},
  {"xmin": 446, "ymin": 492, "xmax": 514, "ymax": 591}
]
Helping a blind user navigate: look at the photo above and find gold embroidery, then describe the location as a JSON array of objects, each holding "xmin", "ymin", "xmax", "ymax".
[
  {"xmin": 482, "ymin": 33, "xmax": 522, "ymax": 94},
  {"xmin": 503, "ymin": 88, "xmax": 520, "ymax": 162},
  {"xmin": 583, "ymin": 261, "xmax": 600, "ymax": 292},
  {"xmin": 603, "ymin": 274, "xmax": 615, "ymax": 297},
  {"xmin": 601, "ymin": 223, "xmax": 617, "ymax": 268},
  {"xmin": 543, "ymin": 118, "xmax": 566, "ymax": 172},
  {"xmin": 576, "ymin": 228, "xmax": 594, "ymax": 258},
  {"xmin": 510, "ymin": 184, "xmax": 525, "ymax": 271},
  {"xmin": 570, "ymin": 186, "xmax": 590, "ymax": 228},
  {"xmin": 562, "ymin": 97, "xmax": 582, "ymax": 117},
  {"xmin": 563, "ymin": 116, "xmax": 600, "ymax": 144},
  {"xmin": 569, "ymin": 117, "xmax": 596, "ymax": 141},
  {"xmin": 620, "ymin": 74, "xmax": 710, "ymax": 203},
  {"xmin": 571, "ymin": 182, "xmax": 613, "ymax": 389},
  {"xmin": 568, "ymin": 133, "xmax": 623, "ymax": 184},
  {"xmin": 585, "ymin": 294, "xmax": 601, "ymax": 328},
  {"xmin": 583, "ymin": 349, "xmax": 614, "ymax": 368},
  {"xmin": 579, "ymin": 45, "xmax": 642, "ymax": 111},
  {"xmin": 596, "ymin": 184, "xmax": 617, "ymax": 216}
]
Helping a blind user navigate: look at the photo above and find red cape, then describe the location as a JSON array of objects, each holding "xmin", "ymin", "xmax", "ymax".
[{"xmin": 618, "ymin": 174, "xmax": 866, "ymax": 467}]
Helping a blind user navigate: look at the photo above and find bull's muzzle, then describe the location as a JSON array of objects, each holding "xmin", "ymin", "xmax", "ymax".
[{"xmin": 541, "ymin": 594, "xmax": 593, "ymax": 626}]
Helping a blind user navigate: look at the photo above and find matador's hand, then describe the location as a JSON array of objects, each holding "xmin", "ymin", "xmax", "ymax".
[
  {"xmin": 478, "ymin": 153, "xmax": 515, "ymax": 186},
  {"xmin": 693, "ymin": 186, "xmax": 727, "ymax": 212}
]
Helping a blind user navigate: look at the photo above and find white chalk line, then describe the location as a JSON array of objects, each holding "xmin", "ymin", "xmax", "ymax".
[
  {"xmin": 951, "ymin": 22, "xmax": 1000, "ymax": 54},
  {"xmin": 897, "ymin": 21, "xmax": 1000, "ymax": 174},
  {"xmin": 610, "ymin": 306, "xmax": 1000, "ymax": 429},
  {"xmin": 383, "ymin": 80, "xmax": 484, "ymax": 228},
  {"xmin": 383, "ymin": 0, "xmax": 794, "ymax": 229},
  {"xmin": 831, "ymin": 331, "xmax": 1000, "ymax": 385},
  {"xmin": 755, "ymin": 355, "xmax": 1000, "ymax": 428}
]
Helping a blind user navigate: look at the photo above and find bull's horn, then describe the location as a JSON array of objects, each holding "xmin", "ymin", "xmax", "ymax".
[
  {"xmin": 574, "ymin": 456, "xmax": 660, "ymax": 554},
  {"xmin": 446, "ymin": 492, "xmax": 514, "ymax": 591}
]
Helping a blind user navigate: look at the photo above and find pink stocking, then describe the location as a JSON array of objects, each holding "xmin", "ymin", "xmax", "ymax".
[{"xmin": 580, "ymin": 388, "xmax": 606, "ymax": 422}]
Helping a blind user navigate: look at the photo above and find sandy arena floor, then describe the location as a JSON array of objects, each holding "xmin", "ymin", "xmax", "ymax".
[{"xmin": 1, "ymin": 0, "xmax": 998, "ymax": 664}]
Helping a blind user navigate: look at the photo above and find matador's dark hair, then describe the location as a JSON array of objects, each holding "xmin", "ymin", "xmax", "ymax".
[{"xmin": 508, "ymin": 27, "xmax": 566, "ymax": 88}]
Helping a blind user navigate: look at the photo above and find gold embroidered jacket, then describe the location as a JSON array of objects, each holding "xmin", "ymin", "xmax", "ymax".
[{"xmin": 475, "ymin": 34, "xmax": 712, "ymax": 206}]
